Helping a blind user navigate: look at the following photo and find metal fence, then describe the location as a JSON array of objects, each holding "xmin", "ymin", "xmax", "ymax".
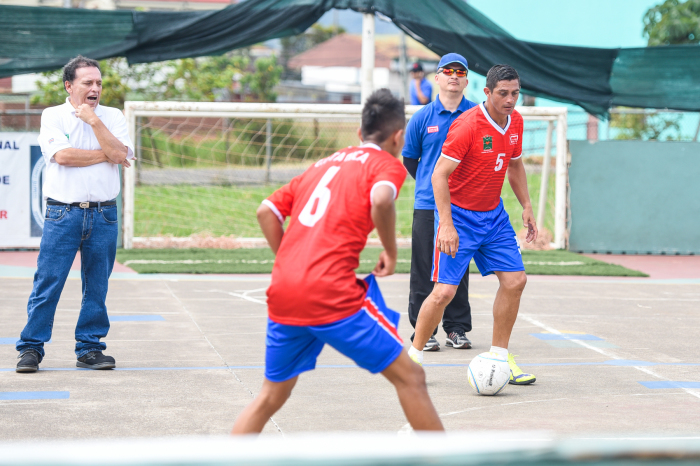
[{"xmin": 121, "ymin": 102, "xmax": 569, "ymax": 249}]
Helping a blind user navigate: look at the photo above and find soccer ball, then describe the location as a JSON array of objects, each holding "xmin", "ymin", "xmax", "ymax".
[{"xmin": 467, "ymin": 352, "xmax": 510, "ymax": 396}]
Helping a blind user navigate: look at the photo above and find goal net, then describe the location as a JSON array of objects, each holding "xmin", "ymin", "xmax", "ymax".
[{"xmin": 122, "ymin": 102, "xmax": 567, "ymax": 250}]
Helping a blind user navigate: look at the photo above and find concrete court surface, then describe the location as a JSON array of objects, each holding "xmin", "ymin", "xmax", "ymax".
[{"xmin": 1, "ymin": 262, "xmax": 700, "ymax": 442}]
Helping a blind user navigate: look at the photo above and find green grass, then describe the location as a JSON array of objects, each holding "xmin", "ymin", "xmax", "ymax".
[
  {"xmin": 116, "ymin": 248, "xmax": 647, "ymax": 276},
  {"xmin": 134, "ymin": 172, "xmax": 555, "ymax": 239}
]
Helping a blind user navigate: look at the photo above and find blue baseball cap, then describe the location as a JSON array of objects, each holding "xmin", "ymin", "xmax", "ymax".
[{"xmin": 438, "ymin": 53, "xmax": 468, "ymax": 70}]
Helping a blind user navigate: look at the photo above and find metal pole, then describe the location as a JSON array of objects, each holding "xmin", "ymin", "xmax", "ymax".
[
  {"xmin": 536, "ymin": 121, "xmax": 553, "ymax": 230},
  {"xmin": 135, "ymin": 117, "xmax": 142, "ymax": 185},
  {"xmin": 399, "ymin": 31, "xmax": 408, "ymax": 101},
  {"xmin": 265, "ymin": 118, "xmax": 272, "ymax": 184},
  {"xmin": 553, "ymin": 112, "xmax": 568, "ymax": 249},
  {"xmin": 123, "ymin": 104, "xmax": 136, "ymax": 249},
  {"xmin": 361, "ymin": 13, "xmax": 375, "ymax": 104}
]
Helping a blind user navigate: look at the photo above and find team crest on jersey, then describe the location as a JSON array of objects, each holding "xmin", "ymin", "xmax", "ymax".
[
  {"xmin": 427, "ymin": 126, "xmax": 439, "ymax": 133},
  {"xmin": 510, "ymin": 134, "xmax": 518, "ymax": 145},
  {"xmin": 483, "ymin": 135, "xmax": 493, "ymax": 151}
]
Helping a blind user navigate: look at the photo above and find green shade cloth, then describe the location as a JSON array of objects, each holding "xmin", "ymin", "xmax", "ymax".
[{"xmin": 1, "ymin": 0, "xmax": 698, "ymax": 116}]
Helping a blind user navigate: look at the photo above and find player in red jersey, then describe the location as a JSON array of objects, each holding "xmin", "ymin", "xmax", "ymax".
[
  {"xmin": 409, "ymin": 65, "xmax": 537, "ymax": 385},
  {"xmin": 231, "ymin": 89, "xmax": 444, "ymax": 434}
]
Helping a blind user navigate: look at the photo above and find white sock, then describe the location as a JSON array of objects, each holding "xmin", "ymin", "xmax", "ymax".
[
  {"xmin": 490, "ymin": 346, "xmax": 508, "ymax": 359},
  {"xmin": 408, "ymin": 345, "xmax": 424, "ymax": 364}
]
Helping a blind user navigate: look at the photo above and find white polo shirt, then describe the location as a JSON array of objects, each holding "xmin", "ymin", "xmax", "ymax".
[{"xmin": 37, "ymin": 98, "xmax": 135, "ymax": 203}]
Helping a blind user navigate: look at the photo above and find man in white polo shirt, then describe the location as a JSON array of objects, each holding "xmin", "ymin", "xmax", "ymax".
[{"xmin": 16, "ymin": 56, "xmax": 134, "ymax": 373}]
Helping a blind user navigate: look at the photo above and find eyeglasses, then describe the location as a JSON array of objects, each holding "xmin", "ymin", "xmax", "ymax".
[{"xmin": 439, "ymin": 68, "xmax": 467, "ymax": 77}]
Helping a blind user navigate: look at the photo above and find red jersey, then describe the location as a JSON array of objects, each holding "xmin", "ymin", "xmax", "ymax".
[
  {"xmin": 264, "ymin": 144, "xmax": 407, "ymax": 326},
  {"xmin": 441, "ymin": 103, "xmax": 523, "ymax": 211}
]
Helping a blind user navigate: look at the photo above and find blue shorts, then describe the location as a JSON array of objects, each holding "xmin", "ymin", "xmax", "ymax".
[
  {"xmin": 431, "ymin": 199, "xmax": 524, "ymax": 284},
  {"xmin": 265, "ymin": 275, "xmax": 404, "ymax": 383}
]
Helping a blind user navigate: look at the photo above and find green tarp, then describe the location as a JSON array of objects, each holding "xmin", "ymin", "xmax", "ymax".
[{"xmin": 1, "ymin": 0, "xmax": 699, "ymax": 116}]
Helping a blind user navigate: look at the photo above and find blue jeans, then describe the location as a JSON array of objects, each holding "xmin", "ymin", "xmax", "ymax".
[{"xmin": 16, "ymin": 202, "xmax": 118, "ymax": 359}]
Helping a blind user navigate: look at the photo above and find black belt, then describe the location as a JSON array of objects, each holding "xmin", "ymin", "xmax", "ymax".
[{"xmin": 47, "ymin": 198, "xmax": 116, "ymax": 208}]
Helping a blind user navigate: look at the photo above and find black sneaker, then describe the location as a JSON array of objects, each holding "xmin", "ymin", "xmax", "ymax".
[
  {"xmin": 410, "ymin": 333, "xmax": 440, "ymax": 352},
  {"xmin": 424, "ymin": 335, "xmax": 440, "ymax": 352},
  {"xmin": 446, "ymin": 331, "xmax": 472, "ymax": 349},
  {"xmin": 77, "ymin": 351, "xmax": 115, "ymax": 370},
  {"xmin": 16, "ymin": 349, "xmax": 41, "ymax": 373}
]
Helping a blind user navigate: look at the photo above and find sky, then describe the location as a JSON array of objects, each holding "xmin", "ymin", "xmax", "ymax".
[
  {"xmin": 317, "ymin": 0, "xmax": 664, "ymax": 108},
  {"xmin": 318, "ymin": 0, "xmax": 662, "ymax": 48}
]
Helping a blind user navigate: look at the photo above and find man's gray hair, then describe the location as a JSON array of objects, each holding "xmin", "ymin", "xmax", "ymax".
[{"xmin": 62, "ymin": 55, "xmax": 100, "ymax": 91}]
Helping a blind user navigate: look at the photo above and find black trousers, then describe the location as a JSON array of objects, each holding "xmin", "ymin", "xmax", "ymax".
[{"xmin": 408, "ymin": 209, "xmax": 472, "ymax": 335}]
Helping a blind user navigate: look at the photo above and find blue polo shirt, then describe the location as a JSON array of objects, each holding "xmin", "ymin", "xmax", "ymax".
[
  {"xmin": 410, "ymin": 78, "xmax": 433, "ymax": 105},
  {"xmin": 402, "ymin": 95, "xmax": 477, "ymax": 210}
]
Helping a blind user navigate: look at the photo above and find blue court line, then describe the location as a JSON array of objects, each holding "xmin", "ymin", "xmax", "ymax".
[
  {"xmin": 639, "ymin": 381, "xmax": 700, "ymax": 389},
  {"xmin": 109, "ymin": 315, "xmax": 165, "ymax": 322},
  {"xmin": 530, "ymin": 333, "xmax": 603, "ymax": 341},
  {"xmin": 0, "ymin": 391, "xmax": 69, "ymax": 400},
  {"xmin": 2, "ymin": 360, "xmax": 700, "ymax": 372},
  {"xmin": 0, "ymin": 338, "xmax": 51, "ymax": 345}
]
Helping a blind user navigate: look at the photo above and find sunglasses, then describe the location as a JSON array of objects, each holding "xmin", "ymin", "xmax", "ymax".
[{"xmin": 439, "ymin": 68, "xmax": 467, "ymax": 77}]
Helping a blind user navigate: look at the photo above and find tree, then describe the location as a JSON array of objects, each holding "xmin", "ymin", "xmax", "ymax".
[
  {"xmin": 609, "ymin": 109, "xmax": 682, "ymax": 140},
  {"xmin": 643, "ymin": 0, "xmax": 700, "ymax": 46},
  {"xmin": 245, "ymin": 56, "xmax": 283, "ymax": 102},
  {"xmin": 610, "ymin": 0, "xmax": 699, "ymax": 140},
  {"xmin": 280, "ymin": 23, "xmax": 345, "ymax": 74},
  {"xmin": 32, "ymin": 52, "xmax": 284, "ymax": 108},
  {"xmin": 158, "ymin": 55, "xmax": 249, "ymax": 102},
  {"xmin": 31, "ymin": 58, "xmax": 130, "ymax": 108}
]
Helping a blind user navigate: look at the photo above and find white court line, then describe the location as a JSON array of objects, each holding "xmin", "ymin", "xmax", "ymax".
[
  {"xmin": 197, "ymin": 289, "xmax": 268, "ymax": 305},
  {"xmin": 519, "ymin": 314, "xmax": 700, "ymax": 401},
  {"xmin": 525, "ymin": 296, "xmax": 700, "ymax": 302},
  {"xmin": 163, "ymin": 283, "xmax": 283, "ymax": 435}
]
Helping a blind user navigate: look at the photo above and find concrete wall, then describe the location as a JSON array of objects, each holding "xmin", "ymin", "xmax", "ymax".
[{"xmin": 569, "ymin": 140, "xmax": 700, "ymax": 255}]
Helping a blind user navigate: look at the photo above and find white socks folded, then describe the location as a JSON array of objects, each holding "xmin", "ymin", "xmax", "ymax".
[
  {"xmin": 408, "ymin": 345, "xmax": 424, "ymax": 364},
  {"xmin": 490, "ymin": 346, "xmax": 508, "ymax": 359}
]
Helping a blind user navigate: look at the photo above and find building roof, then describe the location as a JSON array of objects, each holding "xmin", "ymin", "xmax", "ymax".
[{"xmin": 288, "ymin": 34, "xmax": 439, "ymax": 69}]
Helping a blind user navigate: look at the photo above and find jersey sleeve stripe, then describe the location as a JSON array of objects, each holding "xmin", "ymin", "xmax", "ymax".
[
  {"xmin": 370, "ymin": 180, "xmax": 398, "ymax": 205},
  {"xmin": 511, "ymin": 153, "xmax": 522, "ymax": 160},
  {"xmin": 440, "ymin": 153, "xmax": 461, "ymax": 163},
  {"xmin": 261, "ymin": 199, "xmax": 284, "ymax": 224}
]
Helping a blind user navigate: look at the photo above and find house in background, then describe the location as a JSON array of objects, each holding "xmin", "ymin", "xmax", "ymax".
[{"xmin": 278, "ymin": 33, "xmax": 439, "ymax": 104}]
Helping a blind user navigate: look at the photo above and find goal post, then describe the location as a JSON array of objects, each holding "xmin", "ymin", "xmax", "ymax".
[{"xmin": 122, "ymin": 102, "xmax": 567, "ymax": 250}]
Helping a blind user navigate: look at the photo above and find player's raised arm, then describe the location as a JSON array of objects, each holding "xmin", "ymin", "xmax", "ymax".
[{"xmin": 507, "ymin": 155, "xmax": 538, "ymax": 243}]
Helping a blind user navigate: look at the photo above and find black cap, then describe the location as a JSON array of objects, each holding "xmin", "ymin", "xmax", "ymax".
[{"xmin": 411, "ymin": 62, "xmax": 423, "ymax": 72}]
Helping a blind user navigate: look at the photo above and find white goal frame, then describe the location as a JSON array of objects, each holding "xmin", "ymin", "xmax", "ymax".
[{"xmin": 123, "ymin": 102, "xmax": 567, "ymax": 250}]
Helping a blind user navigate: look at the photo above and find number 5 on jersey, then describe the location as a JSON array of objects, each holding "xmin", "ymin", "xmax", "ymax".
[
  {"xmin": 494, "ymin": 153, "xmax": 505, "ymax": 171},
  {"xmin": 298, "ymin": 166, "xmax": 341, "ymax": 227}
]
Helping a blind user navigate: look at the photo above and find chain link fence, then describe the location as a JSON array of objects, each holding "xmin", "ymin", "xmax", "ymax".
[
  {"xmin": 125, "ymin": 105, "xmax": 570, "ymax": 248},
  {"xmin": 4, "ymin": 99, "xmax": 696, "ymax": 248}
]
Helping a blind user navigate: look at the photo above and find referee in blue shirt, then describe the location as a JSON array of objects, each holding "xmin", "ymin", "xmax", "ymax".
[{"xmin": 403, "ymin": 53, "xmax": 477, "ymax": 351}]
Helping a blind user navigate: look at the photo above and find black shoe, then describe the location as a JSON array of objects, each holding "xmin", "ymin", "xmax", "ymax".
[
  {"xmin": 410, "ymin": 333, "xmax": 440, "ymax": 351},
  {"xmin": 423, "ymin": 336, "xmax": 441, "ymax": 352},
  {"xmin": 16, "ymin": 349, "xmax": 41, "ymax": 373},
  {"xmin": 77, "ymin": 351, "xmax": 115, "ymax": 370},
  {"xmin": 446, "ymin": 331, "xmax": 472, "ymax": 349}
]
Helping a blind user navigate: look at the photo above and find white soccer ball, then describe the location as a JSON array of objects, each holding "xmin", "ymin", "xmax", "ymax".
[{"xmin": 467, "ymin": 352, "xmax": 510, "ymax": 396}]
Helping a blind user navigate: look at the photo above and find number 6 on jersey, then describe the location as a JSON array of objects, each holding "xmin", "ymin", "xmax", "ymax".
[{"xmin": 298, "ymin": 166, "xmax": 341, "ymax": 227}]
